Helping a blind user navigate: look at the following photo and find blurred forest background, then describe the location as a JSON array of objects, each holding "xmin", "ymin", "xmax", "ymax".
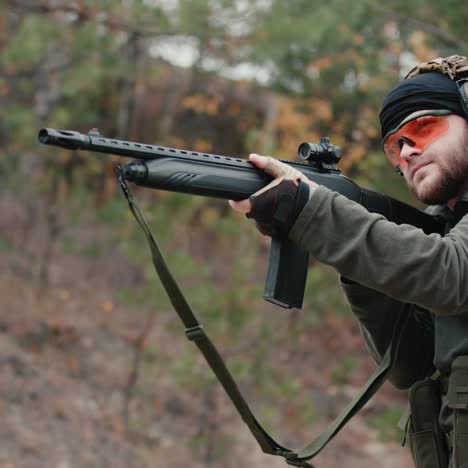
[{"xmin": 1, "ymin": 1, "xmax": 467, "ymax": 467}]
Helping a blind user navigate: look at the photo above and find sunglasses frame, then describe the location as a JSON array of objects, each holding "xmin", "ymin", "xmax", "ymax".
[{"xmin": 456, "ymin": 77, "xmax": 468, "ymax": 116}]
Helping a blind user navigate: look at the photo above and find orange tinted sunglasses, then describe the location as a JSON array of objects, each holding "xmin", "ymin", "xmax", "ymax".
[{"xmin": 383, "ymin": 110, "xmax": 452, "ymax": 169}]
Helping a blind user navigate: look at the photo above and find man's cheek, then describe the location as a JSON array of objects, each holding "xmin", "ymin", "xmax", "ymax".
[
  {"xmin": 414, "ymin": 164, "xmax": 436, "ymax": 182},
  {"xmin": 417, "ymin": 169, "xmax": 443, "ymax": 193}
]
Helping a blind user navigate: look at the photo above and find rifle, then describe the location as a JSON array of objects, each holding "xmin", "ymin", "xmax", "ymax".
[{"xmin": 38, "ymin": 128, "xmax": 445, "ymax": 309}]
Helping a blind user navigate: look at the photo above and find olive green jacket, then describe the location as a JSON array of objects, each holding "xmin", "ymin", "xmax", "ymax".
[{"xmin": 289, "ymin": 186, "xmax": 468, "ymax": 432}]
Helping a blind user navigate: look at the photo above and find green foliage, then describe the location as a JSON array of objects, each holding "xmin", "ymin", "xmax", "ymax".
[
  {"xmin": 189, "ymin": 433, "xmax": 210, "ymax": 450},
  {"xmin": 117, "ymin": 286, "xmax": 157, "ymax": 308},
  {"xmin": 1, "ymin": 15, "xmax": 61, "ymax": 71},
  {"xmin": 331, "ymin": 356, "xmax": 358, "ymax": 385},
  {"xmin": 4, "ymin": 104, "xmax": 37, "ymax": 143},
  {"xmin": 0, "ymin": 233, "xmax": 13, "ymax": 252},
  {"xmin": 303, "ymin": 264, "xmax": 350, "ymax": 327},
  {"xmin": 95, "ymin": 196, "xmax": 128, "ymax": 226},
  {"xmin": 0, "ymin": 151, "xmax": 20, "ymax": 189},
  {"xmin": 367, "ymin": 407, "xmax": 405, "ymax": 443},
  {"xmin": 171, "ymin": 352, "xmax": 216, "ymax": 390},
  {"xmin": 63, "ymin": 186, "xmax": 95, "ymax": 226}
]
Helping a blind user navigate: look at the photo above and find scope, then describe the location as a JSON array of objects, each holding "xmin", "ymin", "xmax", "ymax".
[{"xmin": 297, "ymin": 137, "xmax": 342, "ymax": 172}]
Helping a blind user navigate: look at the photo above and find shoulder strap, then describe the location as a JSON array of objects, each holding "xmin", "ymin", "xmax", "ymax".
[{"xmin": 115, "ymin": 167, "xmax": 408, "ymax": 467}]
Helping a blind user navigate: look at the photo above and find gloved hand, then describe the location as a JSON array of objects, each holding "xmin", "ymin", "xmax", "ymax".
[
  {"xmin": 246, "ymin": 179, "xmax": 311, "ymax": 237},
  {"xmin": 229, "ymin": 154, "xmax": 319, "ymax": 237}
]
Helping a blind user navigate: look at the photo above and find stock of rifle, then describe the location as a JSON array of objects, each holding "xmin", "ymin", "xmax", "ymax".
[{"xmin": 38, "ymin": 128, "xmax": 446, "ymax": 309}]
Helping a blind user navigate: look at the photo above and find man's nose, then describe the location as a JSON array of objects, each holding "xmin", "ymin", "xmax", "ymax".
[{"xmin": 400, "ymin": 142, "xmax": 423, "ymax": 164}]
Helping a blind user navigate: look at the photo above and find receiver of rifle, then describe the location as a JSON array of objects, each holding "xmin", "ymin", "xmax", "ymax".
[{"xmin": 39, "ymin": 128, "xmax": 446, "ymax": 309}]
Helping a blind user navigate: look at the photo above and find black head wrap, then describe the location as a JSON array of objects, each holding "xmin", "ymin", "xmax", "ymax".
[{"xmin": 379, "ymin": 71, "xmax": 466, "ymax": 139}]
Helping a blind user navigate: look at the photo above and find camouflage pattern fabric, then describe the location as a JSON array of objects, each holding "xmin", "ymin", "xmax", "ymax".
[{"xmin": 405, "ymin": 55, "xmax": 468, "ymax": 80}]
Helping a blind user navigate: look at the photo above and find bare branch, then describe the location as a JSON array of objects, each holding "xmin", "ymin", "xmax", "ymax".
[
  {"xmin": 5, "ymin": 0, "xmax": 170, "ymax": 38},
  {"xmin": 372, "ymin": 3, "xmax": 468, "ymax": 50}
]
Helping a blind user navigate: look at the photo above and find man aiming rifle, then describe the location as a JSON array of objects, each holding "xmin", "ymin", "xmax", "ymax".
[
  {"xmin": 39, "ymin": 55, "xmax": 468, "ymax": 468},
  {"xmin": 229, "ymin": 55, "xmax": 468, "ymax": 468}
]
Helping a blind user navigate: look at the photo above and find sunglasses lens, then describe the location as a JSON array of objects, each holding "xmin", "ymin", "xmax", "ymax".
[{"xmin": 383, "ymin": 115, "xmax": 450, "ymax": 168}]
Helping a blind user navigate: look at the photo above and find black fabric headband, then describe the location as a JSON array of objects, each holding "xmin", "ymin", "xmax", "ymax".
[{"xmin": 379, "ymin": 72, "xmax": 465, "ymax": 140}]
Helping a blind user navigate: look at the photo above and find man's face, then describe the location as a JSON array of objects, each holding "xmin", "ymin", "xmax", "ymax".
[{"xmin": 384, "ymin": 111, "xmax": 468, "ymax": 205}]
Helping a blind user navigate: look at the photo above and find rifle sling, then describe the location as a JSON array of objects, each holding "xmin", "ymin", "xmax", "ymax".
[{"xmin": 115, "ymin": 167, "xmax": 408, "ymax": 467}]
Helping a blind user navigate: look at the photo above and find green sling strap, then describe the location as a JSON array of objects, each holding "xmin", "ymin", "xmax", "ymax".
[{"xmin": 115, "ymin": 167, "xmax": 408, "ymax": 467}]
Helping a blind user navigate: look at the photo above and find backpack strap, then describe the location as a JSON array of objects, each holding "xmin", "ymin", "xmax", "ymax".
[{"xmin": 115, "ymin": 167, "xmax": 408, "ymax": 467}]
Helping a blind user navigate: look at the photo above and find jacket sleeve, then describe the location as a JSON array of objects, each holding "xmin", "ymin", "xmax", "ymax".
[
  {"xmin": 340, "ymin": 277, "xmax": 435, "ymax": 389},
  {"xmin": 289, "ymin": 186, "xmax": 468, "ymax": 316}
]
